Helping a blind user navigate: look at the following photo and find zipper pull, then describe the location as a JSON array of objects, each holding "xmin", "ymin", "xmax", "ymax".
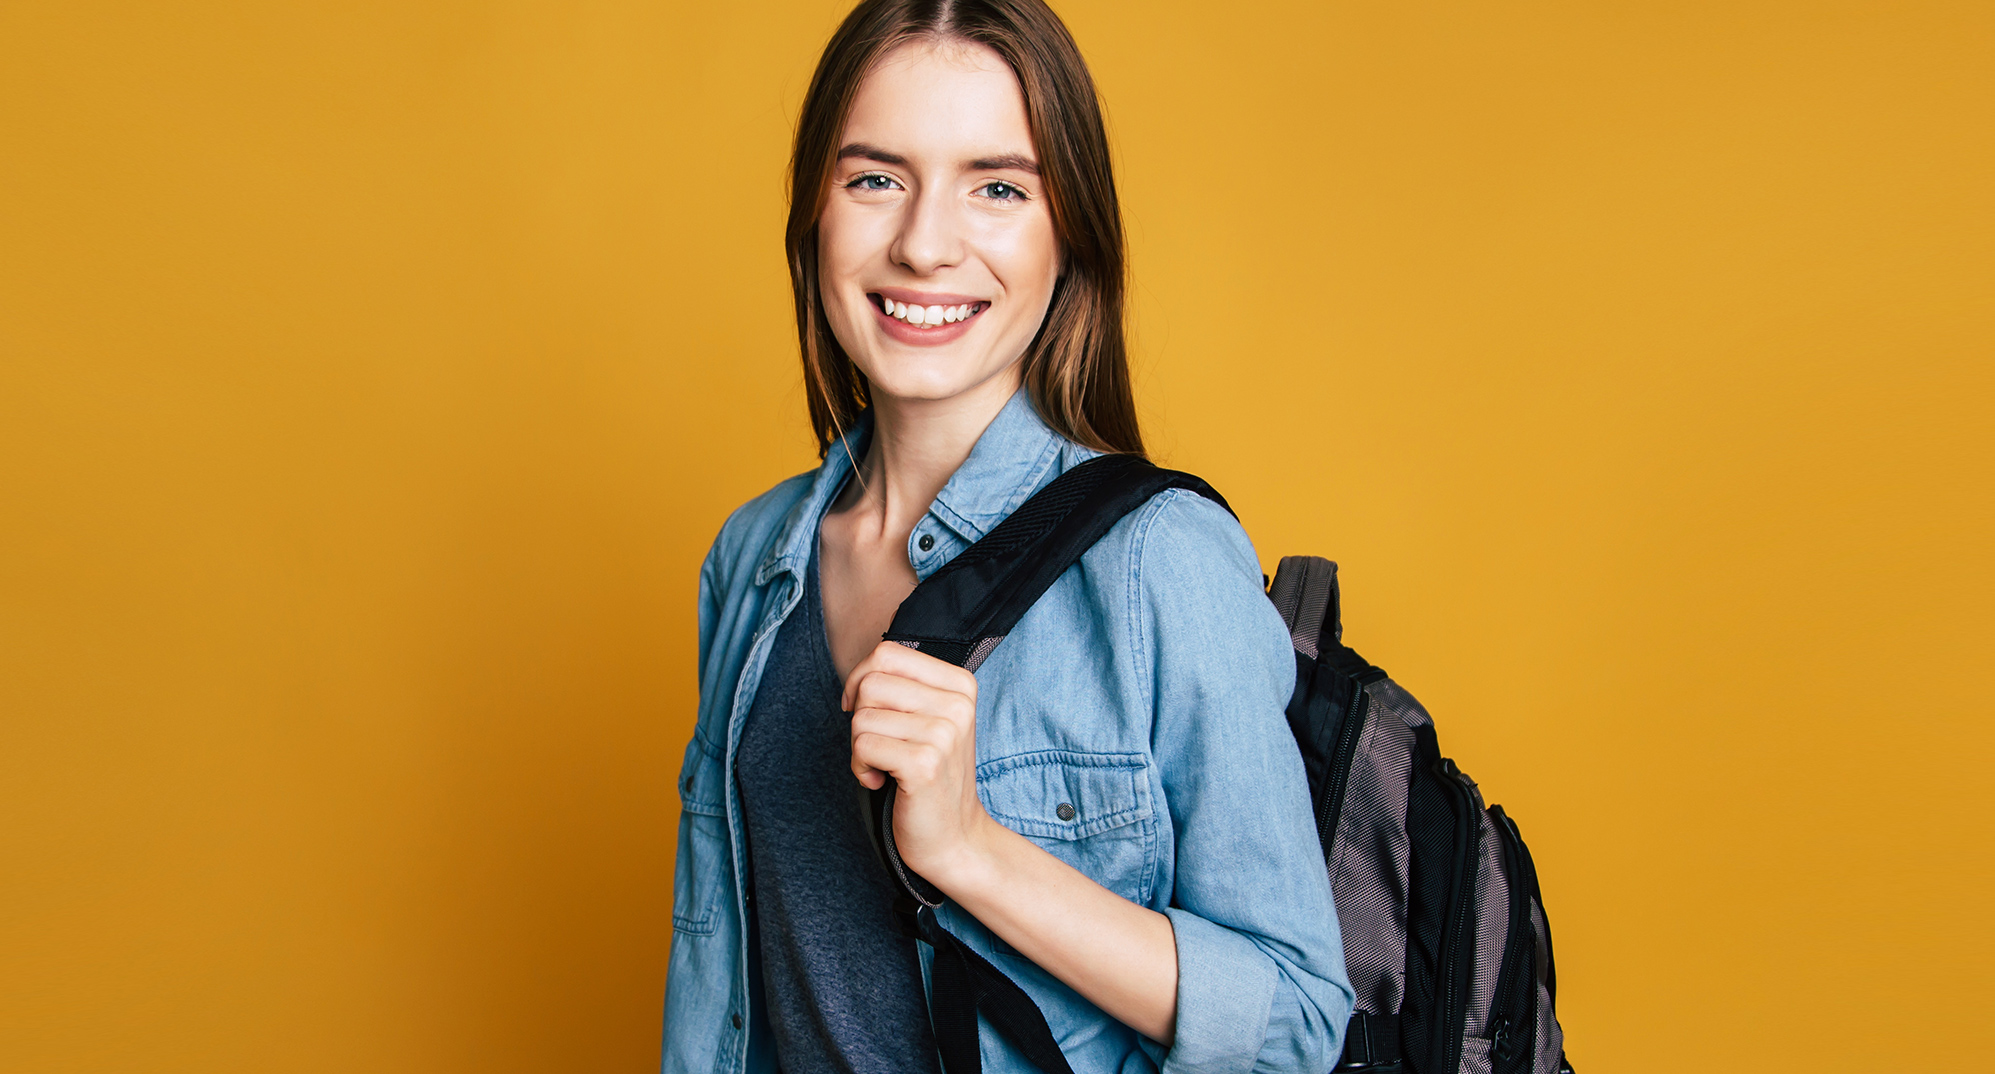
[
  {"xmin": 1437, "ymin": 756, "xmax": 1477, "ymax": 789},
  {"xmin": 1436, "ymin": 756, "xmax": 1486, "ymax": 807}
]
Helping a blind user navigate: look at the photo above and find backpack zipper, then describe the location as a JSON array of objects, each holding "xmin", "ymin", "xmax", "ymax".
[
  {"xmin": 1433, "ymin": 757, "xmax": 1482, "ymax": 1074},
  {"xmin": 1314, "ymin": 681, "xmax": 1371, "ymax": 855},
  {"xmin": 1506, "ymin": 804, "xmax": 1573, "ymax": 1073},
  {"xmin": 1486, "ymin": 805, "xmax": 1537, "ymax": 1072}
]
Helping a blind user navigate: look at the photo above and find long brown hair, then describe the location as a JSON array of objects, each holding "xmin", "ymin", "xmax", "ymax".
[{"xmin": 786, "ymin": 0, "xmax": 1144, "ymax": 458}]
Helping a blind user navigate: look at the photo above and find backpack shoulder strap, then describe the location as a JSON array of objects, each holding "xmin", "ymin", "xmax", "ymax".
[
  {"xmin": 865, "ymin": 453, "xmax": 1225, "ymax": 1074},
  {"xmin": 867, "ymin": 453, "xmax": 1227, "ymax": 904},
  {"xmin": 884, "ymin": 452, "xmax": 1229, "ymax": 671}
]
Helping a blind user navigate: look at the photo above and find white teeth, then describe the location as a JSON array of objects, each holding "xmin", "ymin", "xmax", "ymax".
[{"xmin": 882, "ymin": 299, "xmax": 980, "ymax": 326}]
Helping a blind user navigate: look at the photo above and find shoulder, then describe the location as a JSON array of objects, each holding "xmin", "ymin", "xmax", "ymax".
[
  {"xmin": 1110, "ymin": 481, "xmax": 1288, "ymax": 669},
  {"xmin": 701, "ymin": 469, "xmax": 816, "ymax": 596},
  {"xmin": 1061, "ymin": 470, "xmax": 1277, "ymax": 642},
  {"xmin": 1127, "ymin": 485, "xmax": 1263, "ymax": 593}
]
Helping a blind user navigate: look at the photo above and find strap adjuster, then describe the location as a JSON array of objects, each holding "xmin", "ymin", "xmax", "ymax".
[{"xmin": 1334, "ymin": 1010, "xmax": 1403, "ymax": 1072}]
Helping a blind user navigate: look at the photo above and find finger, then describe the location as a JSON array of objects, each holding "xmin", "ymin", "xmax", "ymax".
[
  {"xmin": 850, "ymin": 731, "xmax": 943, "ymax": 788},
  {"xmin": 849, "ymin": 705, "xmax": 959, "ymax": 752},
  {"xmin": 850, "ymin": 672, "xmax": 975, "ymax": 727},
  {"xmin": 841, "ymin": 641, "xmax": 976, "ymax": 710}
]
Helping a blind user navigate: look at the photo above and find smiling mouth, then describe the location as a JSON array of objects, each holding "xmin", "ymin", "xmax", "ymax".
[{"xmin": 872, "ymin": 294, "xmax": 988, "ymax": 327}]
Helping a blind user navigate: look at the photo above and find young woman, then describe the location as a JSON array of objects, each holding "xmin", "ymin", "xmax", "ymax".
[{"xmin": 662, "ymin": 2, "xmax": 1352, "ymax": 1071}]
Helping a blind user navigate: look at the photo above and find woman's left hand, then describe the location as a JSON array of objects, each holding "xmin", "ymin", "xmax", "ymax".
[{"xmin": 844, "ymin": 640, "xmax": 994, "ymax": 886}]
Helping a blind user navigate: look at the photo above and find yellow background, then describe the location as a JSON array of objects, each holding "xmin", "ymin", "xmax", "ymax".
[{"xmin": 3, "ymin": 1, "xmax": 1989, "ymax": 1070}]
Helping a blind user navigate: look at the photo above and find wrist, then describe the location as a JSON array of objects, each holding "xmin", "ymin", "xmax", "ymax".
[{"xmin": 925, "ymin": 813, "xmax": 1009, "ymax": 900}]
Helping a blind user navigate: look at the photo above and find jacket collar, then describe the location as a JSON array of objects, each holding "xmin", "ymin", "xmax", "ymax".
[
  {"xmin": 928, "ymin": 386, "xmax": 1079, "ymax": 544},
  {"xmin": 752, "ymin": 387, "xmax": 1090, "ymax": 587},
  {"xmin": 752, "ymin": 414, "xmax": 868, "ymax": 588}
]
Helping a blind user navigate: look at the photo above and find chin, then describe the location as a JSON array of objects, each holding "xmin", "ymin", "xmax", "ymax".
[
  {"xmin": 865, "ymin": 367, "xmax": 985, "ymax": 405},
  {"xmin": 859, "ymin": 355, "xmax": 1015, "ymax": 407}
]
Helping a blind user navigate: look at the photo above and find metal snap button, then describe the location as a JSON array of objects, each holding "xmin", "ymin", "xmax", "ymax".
[
  {"xmin": 1056, "ymin": 803, "xmax": 1076, "ymax": 821},
  {"xmin": 731, "ymin": 1013, "xmax": 742, "ymax": 1030},
  {"xmin": 918, "ymin": 533, "xmax": 935, "ymax": 552}
]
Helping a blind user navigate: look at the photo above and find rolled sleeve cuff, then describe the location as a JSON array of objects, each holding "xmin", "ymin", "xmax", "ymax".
[{"xmin": 1160, "ymin": 908, "xmax": 1278, "ymax": 1074}]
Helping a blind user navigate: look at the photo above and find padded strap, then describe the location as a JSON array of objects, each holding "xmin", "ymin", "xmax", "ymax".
[
  {"xmin": 882, "ymin": 453, "xmax": 1228, "ymax": 669},
  {"xmin": 864, "ymin": 453, "xmax": 1227, "ymax": 903},
  {"xmin": 865, "ymin": 454, "xmax": 1225, "ymax": 1074}
]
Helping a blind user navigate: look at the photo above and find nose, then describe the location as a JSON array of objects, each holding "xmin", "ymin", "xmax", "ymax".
[{"xmin": 889, "ymin": 183, "xmax": 964, "ymax": 277}]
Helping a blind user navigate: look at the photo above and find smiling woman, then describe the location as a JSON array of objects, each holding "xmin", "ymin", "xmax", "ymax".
[{"xmin": 660, "ymin": 3, "xmax": 1354, "ymax": 1073}]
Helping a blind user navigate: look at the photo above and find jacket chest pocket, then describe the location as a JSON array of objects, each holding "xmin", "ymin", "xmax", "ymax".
[
  {"xmin": 976, "ymin": 750, "xmax": 1158, "ymax": 905},
  {"xmin": 672, "ymin": 734, "xmax": 729, "ymax": 938}
]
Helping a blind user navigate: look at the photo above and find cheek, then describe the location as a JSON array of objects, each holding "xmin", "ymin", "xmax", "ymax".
[
  {"xmin": 815, "ymin": 210, "xmax": 861, "ymax": 282},
  {"xmin": 997, "ymin": 215, "xmax": 1060, "ymax": 286},
  {"xmin": 981, "ymin": 217, "xmax": 1062, "ymax": 309},
  {"xmin": 817, "ymin": 202, "xmax": 894, "ymax": 283},
  {"xmin": 815, "ymin": 217, "xmax": 878, "ymax": 346}
]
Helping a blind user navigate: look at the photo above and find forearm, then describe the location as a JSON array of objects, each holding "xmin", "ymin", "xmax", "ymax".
[{"xmin": 928, "ymin": 816, "xmax": 1179, "ymax": 1044}]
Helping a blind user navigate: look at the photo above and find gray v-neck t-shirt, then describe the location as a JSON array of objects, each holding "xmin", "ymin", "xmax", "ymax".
[{"xmin": 735, "ymin": 542, "xmax": 941, "ymax": 1074}]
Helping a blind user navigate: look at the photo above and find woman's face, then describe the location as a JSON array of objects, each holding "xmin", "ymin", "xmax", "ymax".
[{"xmin": 817, "ymin": 40, "xmax": 1060, "ymax": 409}]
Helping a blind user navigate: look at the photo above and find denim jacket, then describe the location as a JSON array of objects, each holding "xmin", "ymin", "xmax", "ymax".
[{"xmin": 663, "ymin": 389, "xmax": 1353, "ymax": 1074}]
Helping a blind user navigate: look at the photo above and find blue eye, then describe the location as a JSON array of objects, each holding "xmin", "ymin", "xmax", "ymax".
[
  {"xmin": 980, "ymin": 181, "xmax": 1024, "ymax": 201},
  {"xmin": 848, "ymin": 173, "xmax": 900, "ymax": 191}
]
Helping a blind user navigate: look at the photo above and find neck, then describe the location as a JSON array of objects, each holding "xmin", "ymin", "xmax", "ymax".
[{"xmin": 841, "ymin": 367, "xmax": 1021, "ymax": 534}]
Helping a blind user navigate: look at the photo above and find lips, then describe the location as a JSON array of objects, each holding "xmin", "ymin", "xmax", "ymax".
[{"xmin": 867, "ymin": 291, "xmax": 988, "ymax": 345}]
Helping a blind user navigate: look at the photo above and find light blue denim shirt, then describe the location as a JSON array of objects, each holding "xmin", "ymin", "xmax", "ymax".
[{"xmin": 663, "ymin": 389, "xmax": 1353, "ymax": 1074}]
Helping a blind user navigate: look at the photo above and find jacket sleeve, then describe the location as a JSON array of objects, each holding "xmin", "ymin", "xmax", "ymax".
[
  {"xmin": 695, "ymin": 527, "xmax": 724, "ymax": 690},
  {"xmin": 1135, "ymin": 490, "xmax": 1355, "ymax": 1073}
]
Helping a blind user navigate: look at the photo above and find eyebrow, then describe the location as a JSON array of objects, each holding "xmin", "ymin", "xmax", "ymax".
[
  {"xmin": 837, "ymin": 143, "xmax": 908, "ymax": 166},
  {"xmin": 836, "ymin": 143, "xmax": 1040, "ymax": 176},
  {"xmin": 968, "ymin": 153, "xmax": 1039, "ymax": 175}
]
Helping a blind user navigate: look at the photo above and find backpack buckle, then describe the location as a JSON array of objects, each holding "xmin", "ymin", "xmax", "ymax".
[{"xmin": 1334, "ymin": 1010, "xmax": 1403, "ymax": 1072}]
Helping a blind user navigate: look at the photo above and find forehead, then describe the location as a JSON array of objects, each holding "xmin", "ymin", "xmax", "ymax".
[{"xmin": 841, "ymin": 39, "xmax": 1033, "ymax": 157}]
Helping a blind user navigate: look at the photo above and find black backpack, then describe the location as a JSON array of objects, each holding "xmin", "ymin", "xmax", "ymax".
[{"xmin": 865, "ymin": 454, "xmax": 1572, "ymax": 1074}]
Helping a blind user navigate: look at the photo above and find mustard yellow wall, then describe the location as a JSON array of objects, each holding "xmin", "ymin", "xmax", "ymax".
[{"xmin": 2, "ymin": 1, "xmax": 1988, "ymax": 1070}]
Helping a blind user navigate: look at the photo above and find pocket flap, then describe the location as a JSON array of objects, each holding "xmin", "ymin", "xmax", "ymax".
[{"xmin": 977, "ymin": 750, "xmax": 1151, "ymax": 841}]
